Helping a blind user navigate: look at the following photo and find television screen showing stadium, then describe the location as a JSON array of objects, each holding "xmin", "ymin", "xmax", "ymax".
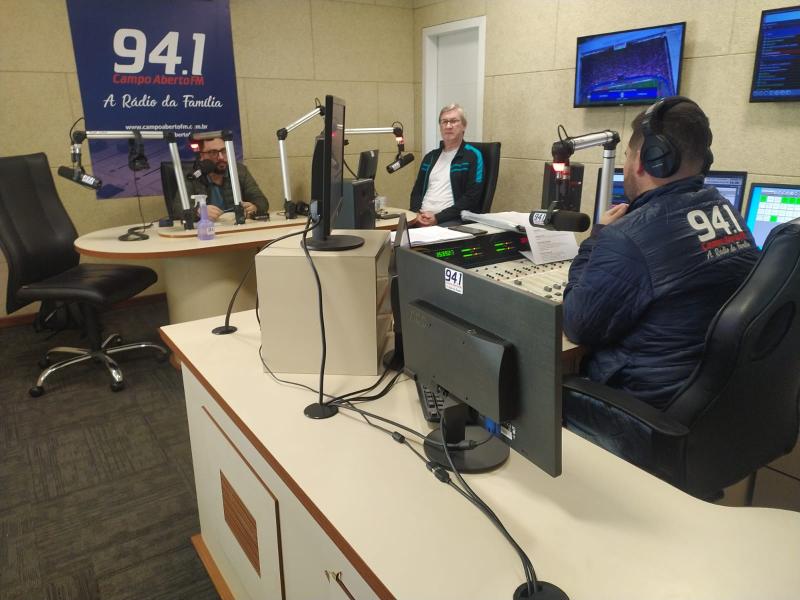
[
  {"xmin": 574, "ymin": 22, "xmax": 686, "ymax": 107},
  {"xmin": 750, "ymin": 5, "xmax": 800, "ymax": 102}
]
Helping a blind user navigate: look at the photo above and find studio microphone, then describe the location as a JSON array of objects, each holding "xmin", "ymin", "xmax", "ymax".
[
  {"xmin": 57, "ymin": 166, "xmax": 102, "ymax": 190},
  {"xmin": 187, "ymin": 159, "xmax": 216, "ymax": 180},
  {"xmin": 386, "ymin": 153, "xmax": 415, "ymax": 174},
  {"xmin": 529, "ymin": 208, "xmax": 590, "ymax": 232}
]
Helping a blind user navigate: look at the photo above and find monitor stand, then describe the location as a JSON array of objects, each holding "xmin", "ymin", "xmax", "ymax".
[
  {"xmin": 424, "ymin": 403, "xmax": 509, "ymax": 473},
  {"xmin": 304, "ymin": 234, "xmax": 364, "ymax": 251}
]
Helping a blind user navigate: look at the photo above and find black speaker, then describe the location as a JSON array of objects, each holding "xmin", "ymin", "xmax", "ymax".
[
  {"xmin": 334, "ymin": 179, "xmax": 376, "ymax": 229},
  {"xmin": 541, "ymin": 162, "xmax": 584, "ymax": 212},
  {"xmin": 640, "ymin": 96, "xmax": 713, "ymax": 178}
]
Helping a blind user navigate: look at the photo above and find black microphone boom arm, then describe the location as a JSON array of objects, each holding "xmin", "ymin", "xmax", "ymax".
[{"xmin": 550, "ymin": 129, "xmax": 620, "ymax": 214}]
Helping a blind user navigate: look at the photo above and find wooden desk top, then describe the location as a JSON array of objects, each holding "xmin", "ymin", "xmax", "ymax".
[
  {"xmin": 160, "ymin": 310, "xmax": 800, "ymax": 600},
  {"xmin": 74, "ymin": 208, "xmax": 416, "ymax": 260}
]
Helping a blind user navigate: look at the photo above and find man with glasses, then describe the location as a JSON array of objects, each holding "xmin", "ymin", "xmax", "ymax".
[
  {"xmin": 409, "ymin": 104, "xmax": 485, "ymax": 226},
  {"xmin": 173, "ymin": 135, "xmax": 269, "ymax": 221}
]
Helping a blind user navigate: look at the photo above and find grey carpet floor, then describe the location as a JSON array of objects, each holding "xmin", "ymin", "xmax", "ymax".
[{"xmin": 0, "ymin": 300, "xmax": 220, "ymax": 600}]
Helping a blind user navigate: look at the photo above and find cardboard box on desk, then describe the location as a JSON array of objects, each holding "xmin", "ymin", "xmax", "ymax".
[{"xmin": 256, "ymin": 229, "xmax": 392, "ymax": 376}]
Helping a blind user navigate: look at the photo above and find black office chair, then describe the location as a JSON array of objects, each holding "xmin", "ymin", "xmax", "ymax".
[
  {"xmin": 160, "ymin": 160, "xmax": 194, "ymax": 219},
  {"xmin": 468, "ymin": 141, "xmax": 501, "ymax": 213},
  {"xmin": 0, "ymin": 153, "xmax": 168, "ymax": 397},
  {"xmin": 563, "ymin": 219, "xmax": 800, "ymax": 500}
]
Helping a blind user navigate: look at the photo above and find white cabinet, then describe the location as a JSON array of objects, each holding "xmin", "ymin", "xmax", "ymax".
[{"xmin": 183, "ymin": 368, "xmax": 382, "ymax": 600}]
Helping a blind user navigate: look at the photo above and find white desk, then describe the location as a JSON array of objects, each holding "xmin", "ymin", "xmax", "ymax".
[
  {"xmin": 160, "ymin": 310, "xmax": 800, "ymax": 600},
  {"xmin": 75, "ymin": 209, "xmax": 415, "ymax": 324}
]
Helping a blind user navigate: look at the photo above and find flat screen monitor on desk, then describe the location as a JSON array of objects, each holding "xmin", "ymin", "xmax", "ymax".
[
  {"xmin": 703, "ymin": 171, "xmax": 748, "ymax": 213},
  {"xmin": 396, "ymin": 245, "xmax": 562, "ymax": 477},
  {"xmin": 356, "ymin": 149, "xmax": 379, "ymax": 180},
  {"xmin": 593, "ymin": 167, "xmax": 626, "ymax": 224},
  {"xmin": 593, "ymin": 169, "xmax": 748, "ymax": 224},
  {"xmin": 744, "ymin": 182, "xmax": 800, "ymax": 249},
  {"xmin": 306, "ymin": 94, "xmax": 363, "ymax": 251}
]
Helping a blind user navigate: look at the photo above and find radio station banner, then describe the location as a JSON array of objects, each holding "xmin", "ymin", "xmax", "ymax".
[{"xmin": 66, "ymin": 0, "xmax": 242, "ymax": 199}]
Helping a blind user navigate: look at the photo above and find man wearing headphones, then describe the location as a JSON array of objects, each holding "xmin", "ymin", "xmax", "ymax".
[
  {"xmin": 563, "ymin": 97, "xmax": 759, "ymax": 409},
  {"xmin": 173, "ymin": 135, "xmax": 269, "ymax": 221}
]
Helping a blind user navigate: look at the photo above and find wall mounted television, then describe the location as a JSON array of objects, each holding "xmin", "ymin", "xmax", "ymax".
[
  {"xmin": 750, "ymin": 5, "xmax": 800, "ymax": 102},
  {"xmin": 574, "ymin": 22, "xmax": 686, "ymax": 107}
]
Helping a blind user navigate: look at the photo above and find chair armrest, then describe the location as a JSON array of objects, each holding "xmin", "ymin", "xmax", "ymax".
[{"xmin": 563, "ymin": 375, "xmax": 689, "ymax": 438}]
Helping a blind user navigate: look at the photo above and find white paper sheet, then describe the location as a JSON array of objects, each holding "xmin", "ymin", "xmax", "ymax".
[{"xmin": 521, "ymin": 225, "xmax": 579, "ymax": 264}]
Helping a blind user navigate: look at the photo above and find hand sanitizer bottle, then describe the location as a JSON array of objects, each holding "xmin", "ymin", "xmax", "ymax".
[{"xmin": 193, "ymin": 194, "xmax": 215, "ymax": 240}]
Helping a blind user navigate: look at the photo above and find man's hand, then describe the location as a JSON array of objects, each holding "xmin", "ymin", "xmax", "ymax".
[
  {"xmin": 416, "ymin": 211, "xmax": 438, "ymax": 227},
  {"xmin": 206, "ymin": 205, "xmax": 224, "ymax": 221},
  {"xmin": 600, "ymin": 202, "xmax": 629, "ymax": 225},
  {"xmin": 242, "ymin": 201, "xmax": 258, "ymax": 218}
]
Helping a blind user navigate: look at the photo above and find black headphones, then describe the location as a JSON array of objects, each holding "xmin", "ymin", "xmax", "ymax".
[
  {"xmin": 127, "ymin": 131, "xmax": 149, "ymax": 171},
  {"xmin": 639, "ymin": 96, "xmax": 713, "ymax": 178}
]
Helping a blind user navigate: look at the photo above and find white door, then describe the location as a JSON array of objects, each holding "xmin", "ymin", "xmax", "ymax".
[{"xmin": 422, "ymin": 17, "xmax": 486, "ymax": 153}]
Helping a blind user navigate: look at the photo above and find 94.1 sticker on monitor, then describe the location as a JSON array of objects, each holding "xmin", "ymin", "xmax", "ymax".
[{"xmin": 444, "ymin": 267, "xmax": 464, "ymax": 294}]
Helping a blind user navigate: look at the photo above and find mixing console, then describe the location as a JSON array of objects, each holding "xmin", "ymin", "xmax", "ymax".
[{"xmin": 469, "ymin": 259, "xmax": 572, "ymax": 302}]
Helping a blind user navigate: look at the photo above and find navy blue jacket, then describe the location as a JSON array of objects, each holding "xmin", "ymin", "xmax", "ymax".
[
  {"xmin": 563, "ymin": 176, "xmax": 759, "ymax": 409},
  {"xmin": 409, "ymin": 141, "xmax": 485, "ymax": 224}
]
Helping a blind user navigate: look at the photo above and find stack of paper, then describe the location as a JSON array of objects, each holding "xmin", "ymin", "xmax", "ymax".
[
  {"xmin": 390, "ymin": 226, "xmax": 473, "ymax": 246},
  {"xmin": 461, "ymin": 210, "xmax": 530, "ymax": 231}
]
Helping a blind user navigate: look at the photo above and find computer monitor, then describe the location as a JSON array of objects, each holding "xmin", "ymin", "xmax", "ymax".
[
  {"xmin": 744, "ymin": 182, "xmax": 800, "ymax": 249},
  {"xmin": 383, "ymin": 214, "xmax": 411, "ymax": 370},
  {"xmin": 396, "ymin": 243, "xmax": 562, "ymax": 477},
  {"xmin": 542, "ymin": 162, "xmax": 584, "ymax": 211},
  {"xmin": 574, "ymin": 22, "xmax": 686, "ymax": 107},
  {"xmin": 593, "ymin": 167, "xmax": 626, "ymax": 223},
  {"xmin": 593, "ymin": 169, "xmax": 748, "ymax": 223},
  {"xmin": 306, "ymin": 95, "xmax": 364, "ymax": 251},
  {"xmin": 750, "ymin": 5, "xmax": 800, "ymax": 102},
  {"xmin": 357, "ymin": 149, "xmax": 379, "ymax": 180},
  {"xmin": 703, "ymin": 170, "xmax": 748, "ymax": 213}
]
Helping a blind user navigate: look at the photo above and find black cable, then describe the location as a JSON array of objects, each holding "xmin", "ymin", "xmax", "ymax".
[
  {"xmin": 259, "ymin": 343, "xmax": 405, "ymax": 404},
  {"xmin": 299, "ymin": 217, "xmax": 327, "ymax": 407},
  {"xmin": 344, "ymin": 157, "xmax": 357, "ymax": 178},
  {"xmin": 68, "ymin": 117, "xmax": 84, "ymax": 143},
  {"xmin": 327, "ymin": 368, "xmax": 401, "ymax": 406},
  {"xmin": 259, "ymin": 344, "xmax": 337, "ymax": 399},
  {"xmin": 132, "ymin": 167, "xmax": 148, "ymax": 227},
  {"xmin": 440, "ymin": 413, "xmax": 538, "ymax": 596},
  {"xmin": 218, "ymin": 217, "xmax": 319, "ymax": 332}
]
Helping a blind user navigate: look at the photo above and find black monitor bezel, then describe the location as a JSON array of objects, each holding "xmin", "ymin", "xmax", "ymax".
[
  {"xmin": 702, "ymin": 170, "xmax": 749, "ymax": 213},
  {"xmin": 744, "ymin": 181, "xmax": 800, "ymax": 220},
  {"xmin": 593, "ymin": 166, "xmax": 625, "ymax": 224},
  {"xmin": 744, "ymin": 181, "xmax": 800, "ymax": 249},
  {"xmin": 306, "ymin": 95, "xmax": 364, "ymax": 251},
  {"xmin": 357, "ymin": 148, "xmax": 380, "ymax": 180},
  {"xmin": 574, "ymin": 21, "xmax": 687, "ymax": 108},
  {"xmin": 749, "ymin": 5, "xmax": 800, "ymax": 103}
]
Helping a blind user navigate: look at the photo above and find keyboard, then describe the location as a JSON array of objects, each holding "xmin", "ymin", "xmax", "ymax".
[
  {"xmin": 416, "ymin": 380, "xmax": 445, "ymax": 422},
  {"xmin": 470, "ymin": 258, "xmax": 572, "ymax": 302}
]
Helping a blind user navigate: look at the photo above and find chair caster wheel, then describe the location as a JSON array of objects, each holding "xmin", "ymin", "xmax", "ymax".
[
  {"xmin": 29, "ymin": 386, "xmax": 44, "ymax": 397},
  {"xmin": 112, "ymin": 335, "xmax": 123, "ymax": 345},
  {"xmin": 110, "ymin": 381, "xmax": 125, "ymax": 392},
  {"xmin": 38, "ymin": 358, "xmax": 51, "ymax": 369}
]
